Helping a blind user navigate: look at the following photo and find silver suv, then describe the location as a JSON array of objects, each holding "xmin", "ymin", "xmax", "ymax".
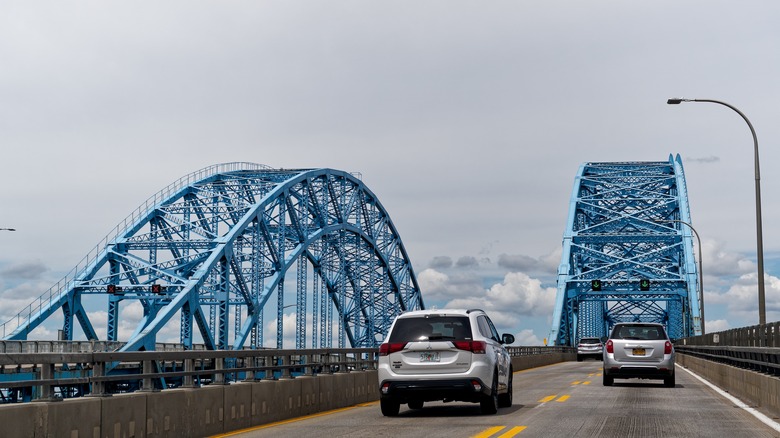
[
  {"xmin": 602, "ymin": 322, "xmax": 675, "ymax": 387},
  {"xmin": 377, "ymin": 309, "xmax": 515, "ymax": 416}
]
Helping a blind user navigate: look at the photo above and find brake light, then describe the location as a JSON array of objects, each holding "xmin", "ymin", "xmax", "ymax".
[
  {"xmin": 379, "ymin": 342, "xmax": 407, "ymax": 356},
  {"xmin": 605, "ymin": 339, "xmax": 613, "ymax": 353},
  {"xmin": 453, "ymin": 340, "xmax": 486, "ymax": 354},
  {"xmin": 664, "ymin": 341, "xmax": 673, "ymax": 354}
]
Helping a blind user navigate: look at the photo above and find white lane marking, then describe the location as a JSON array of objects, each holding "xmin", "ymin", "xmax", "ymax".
[{"xmin": 678, "ymin": 364, "xmax": 780, "ymax": 432}]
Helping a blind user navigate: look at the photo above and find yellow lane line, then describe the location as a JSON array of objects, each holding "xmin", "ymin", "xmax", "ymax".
[
  {"xmin": 571, "ymin": 381, "xmax": 581, "ymax": 385},
  {"xmin": 582, "ymin": 381, "xmax": 591, "ymax": 385},
  {"xmin": 556, "ymin": 395, "xmax": 570, "ymax": 402},
  {"xmin": 472, "ymin": 426, "xmax": 507, "ymax": 438},
  {"xmin": 210, "ymin": 403, "xmax": 372, "ymax": 437},
  {"xmin": 497, "ymin": 426, "xmax": 527, "ymax": 437},
  {"xmin": 538, "ymin": 395, "xmax": 557, "ymax": 403}
]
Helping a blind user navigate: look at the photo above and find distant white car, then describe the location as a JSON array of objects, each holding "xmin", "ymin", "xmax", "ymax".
[
  {"xmin": 576, "ymin": 337, "xmax": 603, "ymax": 361},
  {"xmin": 602, "ymin": 322, "xmax": 675, "ymax": 387},
  {"xmin": 377, "ymin": 308, "xmax": 515, "ymax": 416}
]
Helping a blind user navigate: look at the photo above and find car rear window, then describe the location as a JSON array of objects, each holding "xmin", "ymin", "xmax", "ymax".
[
  {"xmin": 611, "ymin": 325, "xmax": 667, "ymax": 340},
  {"xmin": 389, "ymin": 316, "xmax": 472, "ymax": 342},
  {"xmin": 579, "ymin": 338, "xmax": 601, "ymax": 344}
]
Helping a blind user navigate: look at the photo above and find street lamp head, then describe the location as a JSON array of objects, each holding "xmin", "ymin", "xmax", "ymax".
[
  {"xmin": 667, "ymin": 98, "xmax": 686, "ymax": 105},
  {"xmin": 0, "ymin": 228, "xmax": 16, "ymax": 231}
]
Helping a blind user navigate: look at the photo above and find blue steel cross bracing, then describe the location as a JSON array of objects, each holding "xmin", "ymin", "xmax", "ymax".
[
  {"xmin": 1, "ymin": 163, "xmax": 424, "ymax": 351},
  {"xmin": 549, "ymin": 155, "xmax": 701, "ymax": 346}
]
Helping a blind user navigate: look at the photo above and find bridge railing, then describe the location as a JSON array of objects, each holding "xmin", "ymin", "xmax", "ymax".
[
  {"xmin": 0, "ymin": 163, "xmax": 271, "ymax": 339},
  {"xmin": 0, "ymin": 345, "xmax": 570, "ymax": 402},
  {"xmin": 675, "ymin": 321, "xmax": 780, "ymax": 377},
  {"xmin": 0, "ymin": 347, "xmax": 378, "ymax": 403},
  {"xmin": 679, "ymin": 321, "xmax": 780, "ymax": 347}
]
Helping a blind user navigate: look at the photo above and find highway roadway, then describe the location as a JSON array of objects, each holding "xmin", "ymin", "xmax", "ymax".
[{"xmin": 218, "ymin": 361, "xmax": 780, "ymax": 438}]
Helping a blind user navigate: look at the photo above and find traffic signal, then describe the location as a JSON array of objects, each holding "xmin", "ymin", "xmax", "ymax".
[
  {"xmin": 107, "ymin": 285, "xmax": 123, "ymax": 294},
  {"xmin": 151, "ymin": 284, "xmax": 162, "ymax": 294},
  {"xmin": 591, "ymin": 279, "xmax": 602, "ymax": 291},
  {"xmin": 639, "ymin": 279, "xmax": 650, "ymax": 291}
]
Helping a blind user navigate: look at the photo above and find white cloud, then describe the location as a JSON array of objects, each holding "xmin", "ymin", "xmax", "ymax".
[
  {"xmin": 513, "ymin": 329, "xmax": 543, "ymax": 346},
  {"xmin": 444, "ymin": 272, "xmax": 556, "ymax": 327},
  {"xmin": 417, "ymin": 268, "xmax": 484, "ymax": 301},
  {"xmin": 706, "ymin": 272, "xmax": 780, "ymax": 326},
  {"xmin": 705, "ymin": 319, "xmax": 730, "ymax": 333}
]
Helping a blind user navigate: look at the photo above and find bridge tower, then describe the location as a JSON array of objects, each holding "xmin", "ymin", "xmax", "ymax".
[
  {"xmin": 1, "ymin": 163, "xmax": 424, "ymax": 351},
  {"xmin": 550, "ymin": 155, "xmax": 700, "ymax": 346}
]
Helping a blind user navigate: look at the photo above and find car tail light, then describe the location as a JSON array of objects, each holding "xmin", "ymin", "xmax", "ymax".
[
  {"xmin": 664, "ymin": 341, "xmax": 673, "ymax": 354},
  {"xmin": 471, "ymin": 380, "xmax": 482, "ymax": 391},
  {"xmin": 605, "ymin": 339, "xmax": 613, "ymax": 353},
  {"xmin": 453, "ymin": 340, "xmax": 487, "ymax": 354},
  {"xmin": 379, "ymin": 342, "xmax": 407, "ymax": 356},
  {"xmin": 381, "ymin": 383, "xmax": 391, "ymax": 394}
]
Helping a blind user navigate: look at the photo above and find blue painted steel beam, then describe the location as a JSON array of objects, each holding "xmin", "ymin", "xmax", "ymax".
[
  {"xmin": 1, "ymin": 164, "xmax": 424, "ymax": 351},
  {"xmin": 550, "ymin": 155, "xmax": 700, "ymax": 345}
]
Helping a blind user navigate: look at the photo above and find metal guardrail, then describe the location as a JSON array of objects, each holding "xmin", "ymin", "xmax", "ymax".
[
  {"xmin": 679, "ymin": 321, "xmax": 780, "ymax": 347},
  {"xmin": 0, "ymin": 348, "xmax": 377, "ymax": 403},
  {"xmin": 675, "ymin": 345, "xmax": 780, "ymax": 376},
  {"xmin": 674, "ymin": 321, "xmax": 780, "ymax": 376},
  {"xmin": 0, "ymin": 346, "xmax": 572, "ymax": 403}
]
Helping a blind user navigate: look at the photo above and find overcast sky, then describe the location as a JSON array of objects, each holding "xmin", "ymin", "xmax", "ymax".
[{"xmin": 2, "ymin": 1, "xmax": 780, "ymax": 345}]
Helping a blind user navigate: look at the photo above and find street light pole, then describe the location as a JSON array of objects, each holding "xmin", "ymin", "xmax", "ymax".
[
  {"xmin": 667, "ymin": 98, "xmax": 766, "ymax": 329},
  {"xmin": 658, "ymin": 219, "xmax": 705, "ymax": 334}
]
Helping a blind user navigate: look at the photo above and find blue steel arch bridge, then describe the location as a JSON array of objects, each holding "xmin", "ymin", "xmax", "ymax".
[
  {"xmin": 550, "ymin": 155, "xmax": 701, "ymax": 346},
  {"xmin": 1, "ymin": 163, "xmax": 424, "ymax": 351}
]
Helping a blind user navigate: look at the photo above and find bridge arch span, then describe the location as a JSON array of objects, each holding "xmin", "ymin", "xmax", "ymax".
[{"xmin": 2, "ymin": 163, "xmax": 424, "ymax": 351}]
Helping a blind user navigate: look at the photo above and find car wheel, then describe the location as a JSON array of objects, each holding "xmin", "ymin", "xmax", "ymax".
[
  {"xmin": 380, "ymin": 398, "xmax": 400, "ymax": 416},
  {"xmin": 664, "ymin": 373, "xmax": 675, "ymax": 388},
  {"xmin": 577, "ymin": 354, "xmax": 582, "ymax": 362},
  {"xmin": 602, "ymin": 372, "xmax": 613, "ymax": 386},
  {"xmin": 408, "ymin": 400, "xmax": 423, "ymax": 410},
  {"xmin": 498, "ymin": 368, "xmax": 513, "ymax": 408},
  {"xmin": 480, "ymin": 373, "xmax": 499, "ymax": 415}
]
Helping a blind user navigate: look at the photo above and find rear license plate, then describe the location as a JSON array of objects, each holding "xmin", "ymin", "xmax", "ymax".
[
  {"xmin": 420, "ymin": 352, "xmax": 440, "ymax": 362},
  {"xmin": 632, "ymin": 348, "xmax": 646, "ymax": 356}
]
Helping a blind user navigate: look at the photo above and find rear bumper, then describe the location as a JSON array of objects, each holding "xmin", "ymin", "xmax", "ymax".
[
  {"xmin": 603, "ymin": 357, "xmax": 675, "ymax": 379},
  {"xmin": 379, "ymin": 378, "xmax": 490, "ymax": 403}
]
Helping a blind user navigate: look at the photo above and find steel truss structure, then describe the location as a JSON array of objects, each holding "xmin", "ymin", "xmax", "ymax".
[
  {"xmin": 2, "ymin": 163, "xmax": 424, "ymax": 351},
  {"xmin": 550, "ymin": 155, "xmax": 700, "ymax": 346}
]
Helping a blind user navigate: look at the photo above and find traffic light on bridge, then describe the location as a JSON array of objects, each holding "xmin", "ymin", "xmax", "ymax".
[
  {"xmin": 639, "ymin": 279, "xmax": 650, "ymax": 291},
  {"xmin": 151, "ymin": 284, "xmax": 162, "ymax": 294},
  {"xmin": 591, "ymin": 280, "xmax": 602, "ymax": 291}
]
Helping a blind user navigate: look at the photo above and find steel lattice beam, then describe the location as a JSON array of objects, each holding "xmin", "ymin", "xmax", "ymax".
[
  {"xmin": 1, "ymin": 163, "xmax": 424, "ymax": 351},
  {"xmin": 550, "ymin": 155, "xmax": 700, "ymax": 346}
]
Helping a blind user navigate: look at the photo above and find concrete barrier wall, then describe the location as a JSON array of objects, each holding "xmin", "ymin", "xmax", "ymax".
[
  {"xmin": 512, "ymin": 352, "xmax": 576, "ymax": 372},
  {"xmin": 2, "ymin": 354, "xmax": 571, "ymax": 438},
  {"xmin": 678, "ymin": 353, "xmax": 780, "ymax": 419}
]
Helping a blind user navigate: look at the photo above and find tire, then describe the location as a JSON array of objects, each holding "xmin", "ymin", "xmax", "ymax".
[
  {"xmin": 480, "ymin": 373, "xmax": 499, "ymax": 415},
  {"xmin": 664, "ymin": 373, "xmax": 675, "ymax": 388},
  {"xmin": 602, "ymin": 372, "xmax": 613, "ymax": 386},
  {"xmin": 380, "ymin": 398, "xmax": 400, "ymax": 416},
  {"xmin": 577, "ymin": 355, "xmax": 583, "ymax": 362},
  {"xmin": 408, "ymin": 400, "xmax": 423, "ymax": 410},
  {"xmin": 498, "ymin": 368, "xmax": 513, "ymax": 408}
]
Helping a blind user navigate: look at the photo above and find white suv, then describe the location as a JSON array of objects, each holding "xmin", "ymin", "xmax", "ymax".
[{"xmin": 377, "ymin": 309, "xmax": 515, "ymax": 416}]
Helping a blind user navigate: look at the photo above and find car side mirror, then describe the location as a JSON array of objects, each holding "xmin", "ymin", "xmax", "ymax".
[{"xmin": 501, "ymin": 333, "xmax": 515, "ymax": 345}]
